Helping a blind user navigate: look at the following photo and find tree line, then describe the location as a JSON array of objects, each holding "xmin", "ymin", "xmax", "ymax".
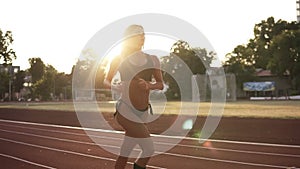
[
  {"xmin": 0, "ymin": 57, "xmax": 72, "ymax": 101},
  {"xmin": 1, "ymin": 16, "xmax": 299, "ymax": 101},
  {"xmin": 0, "ymin": 29, "xmax": 72, "ymax": 101},
  {"xmin": 224, "ymin": 17, "xmax": 300, "ymax": 94}
]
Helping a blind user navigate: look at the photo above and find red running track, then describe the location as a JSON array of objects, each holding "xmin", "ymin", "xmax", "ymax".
[{"xmin": 0, "ymin": 118, "xmax": 300, "ymax": 169}]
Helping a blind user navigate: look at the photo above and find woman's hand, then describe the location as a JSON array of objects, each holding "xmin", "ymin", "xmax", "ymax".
[{"xmin": 111, "ymin": 83, "xmax": 123, "ymax": 92}]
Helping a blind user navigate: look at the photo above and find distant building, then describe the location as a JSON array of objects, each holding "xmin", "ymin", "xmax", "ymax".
[
  {"xmin": 241, "ymin": 69, "xmax": 291, "ymax": 98},
  {"xmin": 0, "ymin": 64, "xmax": 20, "ymax": 101},
  {"xmin": 0, "ymin": 64, "xmax": 20, "ymax": 74},
  {"xmin": 192, "ymin": 67, "xmax": 236, "ymax": 102}
]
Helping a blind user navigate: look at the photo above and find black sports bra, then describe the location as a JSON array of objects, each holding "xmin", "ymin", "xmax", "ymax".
[{"xmin": 118, "ymin": 53, "xmax": 154, "ymax": 81}]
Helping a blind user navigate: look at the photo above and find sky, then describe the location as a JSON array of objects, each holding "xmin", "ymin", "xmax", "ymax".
[{"xmin": 0, "ymin": 0, "xmax": 298, "ymax": 74}]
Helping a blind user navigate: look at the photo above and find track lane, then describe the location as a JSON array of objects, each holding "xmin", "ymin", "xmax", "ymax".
[{"xmin": 1, "ymin": 119, "xmax": 300, "ymax": 169}]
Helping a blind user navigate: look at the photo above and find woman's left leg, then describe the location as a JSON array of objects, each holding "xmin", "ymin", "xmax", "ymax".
[
  {"xmin": 134, "ymin": 137, "xmax": 154, "ymax": 168},
  {"xmin": 115, "ymin": 134, "xmax": 138, "ymax": 169},
  {"xmin": 116, "ymin": 110, "xmax": 154, "ymax": 168},
  {"xmin": 117, "ymin": 135, "xmax": 154, "ymax": 169}
]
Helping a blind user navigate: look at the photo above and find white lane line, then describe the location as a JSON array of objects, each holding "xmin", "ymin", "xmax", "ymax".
[
  {"xmin": 0, "ymin": 137, "xmax": 165, "ymax": 169},
  {"xmin": 0, "ymin": 128, "xmax": 121, "ymax": 151},
  {"xmin": 0, "ymin": 129, "xmax": 295, "ymax": 169},
  {"xmin": 157, "ymin": 141, "xmax": 300, "ymax": 158},
  {"xmin": 160, "ymin": 151, "xmax": 292, "ymax": 169},
  {"xmin": 0, "ymin": 153, "xmax": 57, "ymax": 169},
  {"xmin": 1, "ymin": 123, "xmax": 300, "ymax": 158},
  {"xmin": 1, "ymin": 119, "xmax": 300, "ymax": 148}
]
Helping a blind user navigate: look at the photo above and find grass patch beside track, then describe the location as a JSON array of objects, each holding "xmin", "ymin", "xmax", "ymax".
[{"xmin": 0, "ymin": 100, "xmax": 300, "ymax": 119}]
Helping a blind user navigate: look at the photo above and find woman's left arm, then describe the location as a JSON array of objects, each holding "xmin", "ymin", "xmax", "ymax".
[{"xmin": 148, "ymin": 55, "xmax": 164, "ymax": 90}]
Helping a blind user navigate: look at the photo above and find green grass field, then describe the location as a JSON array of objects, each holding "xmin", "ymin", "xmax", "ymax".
[{"xmin": 1, "ymin": 100, "xmax": 300, "ymax": 119}]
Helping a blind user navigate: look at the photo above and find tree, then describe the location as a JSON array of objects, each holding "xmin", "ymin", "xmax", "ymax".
[
  {"xmin": 95, "ymin": 65, "xmax": 106, "ymax": 89},
  {"xmin": 27, "ymin": 57, "xmax": 72, "ymax": 100},
  {"xmin": 161, "ymin": 40, "xmax": 215, "ymax": 100},
  {"xmin": 0, "ymin": 29, "xmax": 17, "ymax": 100},
  {"xmin": 73, "ymin": 48, "xmax": 99, "ymax": 89},
  {"xmin": 73, "ymin": 48, "xmax": 106, "ymax": 92},
  {"xmin": 224, "ymin": 44, "xmax": 257, "ymax": 88},
  {"xmin": 54, "ymin": 72, "xmax": 72, "ymax": 99},
  {"xmin": 225, "ymin": 17, "xmax": 300, "ymax": 92},
  {"xmin": 169, "ymin": 40, "xmax": 214, "ymax": 74},
  {"xmin": 32, "ymin": 65, "xmax": 56, "ymax": 100},
  {"xmin": 269, "ymin": 29, "xmax": 300, "ymax": 90},
  {"xmin": 13, "ymin": 70, "xmax": 26, "ymax": 94},
  {"xmin": 0, "ymin": 29, "xmax": 16, "ymax": 64},
  {"xmin": 28, "ymin": 57, "xmax": 45, "ymax": 83},
  {"xmin": 33, "ymin": 64, "xmax": 72, "ymax": 101},
  {"xmin": 252, "ymin": 17, "xmax": 298, "ymax": 69}
]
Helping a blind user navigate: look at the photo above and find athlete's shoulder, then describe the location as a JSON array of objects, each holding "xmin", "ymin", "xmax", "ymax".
[{"xmin": 145, "ymin": 53, "xmax": 160, "ymax": 68}]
